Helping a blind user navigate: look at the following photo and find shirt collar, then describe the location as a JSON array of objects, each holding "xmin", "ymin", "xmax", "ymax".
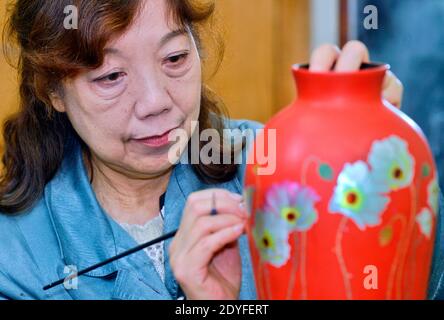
[{"xmin": 45, "ymin": 136, "xmax": 120, "ymax": 276}]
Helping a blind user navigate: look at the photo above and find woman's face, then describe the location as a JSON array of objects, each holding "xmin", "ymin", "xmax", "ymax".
[{"xmin": 53, "ymin": 0, "xmax": 201, "ymax": 178}]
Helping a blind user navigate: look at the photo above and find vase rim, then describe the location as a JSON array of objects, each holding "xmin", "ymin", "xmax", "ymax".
[{"xmin": 292, "ymin": 62, "xmax": 390, "ymax": 75}]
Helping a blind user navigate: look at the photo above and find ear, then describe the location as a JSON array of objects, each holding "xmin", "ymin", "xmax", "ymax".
[{"xmin": 49, "ymin": 92, "xmax": 66, "ymax": 113}]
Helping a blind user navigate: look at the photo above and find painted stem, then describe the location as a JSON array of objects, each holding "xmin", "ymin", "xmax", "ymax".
[
  {"xmin": 264, "ymin": 266, "xmax": 273, "ymax": 299},
  {"xmin": 257, "ymin": 260, "xmax": 266, "ymax": 299},
  {"xmin": 386, "ymin": 214, "xmax": 408, "ymax": 300},
  {"xmin": 396, "ymin": 184, "xmax": 417, "ymax": 299},
  {"xmin": 334, "ymin": 216, "xmax": 352, "ymax": 300},
  {"xmin": 286, "ymin": 232, "xmax": 300, "ymax": 299},
  {"xmin": 406, "ymin": 234, "xmax": 422, "ymax": 299},
  {"xmin": 299, "ymin": 155, "xmax": 319, "ymax": 299},
  {"xmin": 301, "ymin": 156, "xmax": 320, "ymax": 185},
  {"xmin": 404, "ymin": 176, "xmax": 424, "ymax": 299},
  {"xmin": 300, "ymin": 232, "xmax": 308, "ymax": 300}
]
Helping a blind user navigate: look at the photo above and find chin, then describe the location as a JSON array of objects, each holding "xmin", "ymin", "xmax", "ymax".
[{"xmin": 132, "ymin": 159, "xmax": 175, "ymax": 177}]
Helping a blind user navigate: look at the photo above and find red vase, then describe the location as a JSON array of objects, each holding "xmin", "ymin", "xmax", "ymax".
[{"xmin": 244, "ymin": 64, "xmax": 439, "ymax": 300}]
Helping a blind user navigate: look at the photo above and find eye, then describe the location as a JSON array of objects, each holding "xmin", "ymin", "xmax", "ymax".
[
  {"xmin": 164, "ymin": 53, "xmax": 189, "ymax": 68},
  {"xmin": 94, "ymin": 72, "xmax": 126, "ymax": 85}
]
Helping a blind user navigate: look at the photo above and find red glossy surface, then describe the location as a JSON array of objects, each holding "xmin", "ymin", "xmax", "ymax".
[{"xmin": 245, "ymin": 64, "xmax": 438, "ymax": 300}]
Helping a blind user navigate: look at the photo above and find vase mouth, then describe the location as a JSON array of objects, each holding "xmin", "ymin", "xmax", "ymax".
[
  {"xmin": 292, "ymin": 62, "xmax": 390, "ymax": 75},
  {"xmin": 292, "ymin": 62, "xmax": 390, "ymax": 103}
]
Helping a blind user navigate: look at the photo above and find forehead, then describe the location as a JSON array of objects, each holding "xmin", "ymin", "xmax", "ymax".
[{"xmin": 107, "ymin": 0, "xmax": 183, "ymax": 50}]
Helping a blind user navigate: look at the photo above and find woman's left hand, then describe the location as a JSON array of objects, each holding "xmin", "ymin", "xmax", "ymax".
[{"xmin": 309, "ymin": 40, "xmax": 404, "ymax": 108}]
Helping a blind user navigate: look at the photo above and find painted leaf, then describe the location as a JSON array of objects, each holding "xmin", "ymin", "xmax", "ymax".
[
  {"xmin": 422, "ymin": 163, "xmax": 431, "ymax": 178},
  {"xmin": 379, "ymin": 226, "xmax": 393, "ymax": 247},
  {"xmin": 319, "ymin": 163, "xmax": 334, "ymax": 181}
]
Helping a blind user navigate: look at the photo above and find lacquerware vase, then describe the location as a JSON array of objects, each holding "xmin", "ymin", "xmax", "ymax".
[{"xmin": 244, "ymin": 63, "xmax": 440, "ymax": 300}]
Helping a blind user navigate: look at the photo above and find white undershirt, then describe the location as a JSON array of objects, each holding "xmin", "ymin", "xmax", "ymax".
[{"xmin": 118, "ymin": 207, "xmax": 165, "ymax": 282}]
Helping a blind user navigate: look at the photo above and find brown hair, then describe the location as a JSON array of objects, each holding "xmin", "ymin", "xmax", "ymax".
[{"xmin": 1, "ymin": 0, "xmax": 238, "ymax": 215}]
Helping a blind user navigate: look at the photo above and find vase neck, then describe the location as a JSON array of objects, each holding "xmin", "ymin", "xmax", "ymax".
[{"xmin": 293, "ymin": 64, "xmax": 388, "ymax": 105}]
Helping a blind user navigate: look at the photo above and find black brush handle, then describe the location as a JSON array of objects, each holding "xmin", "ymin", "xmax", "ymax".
[{"xmin": 43, "ymin": 229, "xmax": 177, "ymax": 291}]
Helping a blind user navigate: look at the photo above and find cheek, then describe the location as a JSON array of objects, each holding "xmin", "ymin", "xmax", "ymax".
[
  {"xmin": 67, "ymin": 100, "xmax": 129, "ymax": 138},
  {"xmin": 168, "ymin": 68, "xmax": 202, "ymax": 118},
  {"xmin": 63, "ymin": 87, "xmax": 134, "ymax": 156}
]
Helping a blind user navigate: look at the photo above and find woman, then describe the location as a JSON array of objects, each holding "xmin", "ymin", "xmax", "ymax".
[{"xmin": 0, "ymin": 0, "xmax": 426, "ymax": 300}]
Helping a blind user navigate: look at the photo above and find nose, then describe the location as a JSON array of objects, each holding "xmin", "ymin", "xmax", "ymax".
[{"xmin": 134, "ymin": 71, "xmax": 173, "ymax": 120}]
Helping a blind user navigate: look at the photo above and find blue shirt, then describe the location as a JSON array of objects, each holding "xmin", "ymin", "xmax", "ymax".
[
  {"xmin": 0, "ymin": 118, "xmax": 443, "ymax": 300},
  {"xmin": 0, "ymin": 119, "xmax": 261, "ymax": 300}
]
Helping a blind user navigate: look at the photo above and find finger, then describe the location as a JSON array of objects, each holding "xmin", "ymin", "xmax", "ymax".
[
  {"xmin": 179, "ymin": 197, "xmax": 247, "ymax": 246},
  {"xmin": 181, "ymin": 189, "xmax": 246, "ymax": 230},
  {"xmin": 175, "ymin": 189, "xmax": 246, "ymax": 247},
  {"xmin": 382, "ymin": 70, "xmax": 403, "ymax": 108},
  {"xmin": 335, "ymin": 40, "xmax": 370, "ymax": 72},
  {"xmin": 181, "ymin": 214, "xmax": 246, "ymax": 253},
  {"xmin": 187, "ymin": 223, "xmax": 245, "ymax": 272},
  {"xmin": 173, "ymin": 213, "xmax": 244, "ymax": 253},
  {"xmin": 309, "ymin": 44, "xmax": 341, "ymax": 71}
]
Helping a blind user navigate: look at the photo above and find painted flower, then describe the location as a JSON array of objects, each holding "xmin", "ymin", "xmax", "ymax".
[
  {"xmin": 243, "ymin": 186, "xmax": 255, "ymax": 217},
  {"xmin": 329, "ymin": 161, "xmax": 390, "ymax": 230},
  {"xmin": 264, "ymin": 181, "xmax": 320, "ymax": 232},
  {"xmin": 416, "ymin": 208, "xmax": 433, "ymax": 239},
  {"xmin": 252, "ymin": 210, "xmax": 290, "ymax": 267},
  {"xmin": 368, "ymin": 135, "xmax": 415, "ymax": 191},
  {"xmin": 428, "ymin": 175, "xmax": 440, "ymax": 216}
]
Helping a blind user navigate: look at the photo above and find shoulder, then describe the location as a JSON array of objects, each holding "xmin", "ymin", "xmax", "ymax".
[
  {"xmin": 0, "ymin": 212, "xmax": 34, "ymax": 298},
  {"xmin": 0, "ymin": 199, "xmax": 57, "ymax": 299},
  {"xmin": 0, "ymin": 211, "xmax": 30, "ymax": 258},
  {"xmin": 222, "ymin": 118, "xmax": 265, "ymax": 188},
  {"xmin": 0, "ymin": 197, "xmax": 50, "ymax": 246},
  {"xmin": 223, "ymin": 118, "xmax": 264, "ymax": 132}
]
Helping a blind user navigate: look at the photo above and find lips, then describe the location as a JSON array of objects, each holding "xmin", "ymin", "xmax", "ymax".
[{"xmin": 134, "ymin": 126, "xmax": 180, "ymax": 148}]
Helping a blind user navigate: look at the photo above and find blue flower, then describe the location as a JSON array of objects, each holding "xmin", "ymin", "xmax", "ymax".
[
  {"xmin": 416, "ymin": 208, "xmax": 433, "ymax": 239},
  {"xmin": 264, "ymin": 182, "xmax": 319, "ymax": 232},
  {"xmin": 252, "ymin": 210, "xmax": 290, "ymax": 267},
  {"xmin": 368, "ymin": 135, "xmax": 415, "ymax": 192},
  {"xmin": 329, "ymin": 161, "xmax": 390, "ymax": 230},
  {"xmin": 427, "ymin": 175, "xmax": 440, "ymax": 216}
]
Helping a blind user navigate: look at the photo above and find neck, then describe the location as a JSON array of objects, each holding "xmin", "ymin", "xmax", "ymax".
[
  {"xmin": 293, "ymin": 63, "xmax": 387, "ymax": 106},
  {"xmin": 83, "ymin": 151, "xmax": 172, "ymax": 225}
]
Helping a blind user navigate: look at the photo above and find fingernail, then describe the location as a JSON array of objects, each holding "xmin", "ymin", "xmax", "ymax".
[
  {"xmin": 239, "ymin": 202, "xmax": 248, "ymax": 215},
  {"xmin": 233, "ymin": 223, "xmax": 244, "ymax": 233}
]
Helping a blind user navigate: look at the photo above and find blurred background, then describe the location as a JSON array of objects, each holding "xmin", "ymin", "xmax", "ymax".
[{"xmin": 1, "ymin": 0, "xmax": 443, "ymax": 188}]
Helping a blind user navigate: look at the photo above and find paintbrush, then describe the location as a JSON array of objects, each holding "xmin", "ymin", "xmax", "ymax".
[{"xmin": 43, "ymin": 193, "xmax": 219, "ymax": 291}]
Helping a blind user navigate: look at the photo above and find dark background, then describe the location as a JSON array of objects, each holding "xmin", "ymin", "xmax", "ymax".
[{"xmin": 358, "ymin": 0, "xmax": 444, "ymax": 189}]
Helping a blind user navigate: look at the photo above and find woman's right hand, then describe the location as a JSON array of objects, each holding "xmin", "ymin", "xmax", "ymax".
[{"xmin": 169, "ymin": 189, "xmax": 248, "ymax": 300}]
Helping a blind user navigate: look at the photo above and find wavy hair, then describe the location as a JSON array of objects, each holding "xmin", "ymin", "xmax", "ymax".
[{"xmin": 0, "ymin": 0, "xmax": 238, "ymax": 215}]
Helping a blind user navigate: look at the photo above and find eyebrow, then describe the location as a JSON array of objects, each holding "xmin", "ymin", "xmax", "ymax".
[
  {"xmin": 159, "ymin": 29, "xmax": 189, "ymax": 48},
  {"xmin": 103, "ymin": 29, "xmax": 189, "ymax": 56}
]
